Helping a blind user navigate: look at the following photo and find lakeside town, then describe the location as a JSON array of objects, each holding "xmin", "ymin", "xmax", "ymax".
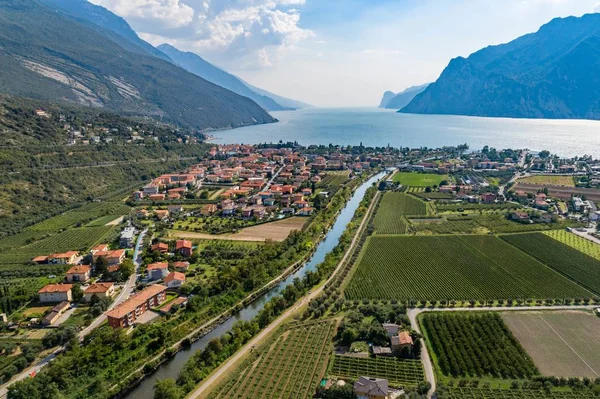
[{"xmin": 3, "ymin": 140, "xmax": 600, "ymax": 399}]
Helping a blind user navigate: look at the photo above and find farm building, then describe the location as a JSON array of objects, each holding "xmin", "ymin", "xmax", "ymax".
[{"xmin": 41, "ymin": 301, "xmax": 70, "ymax": 326}]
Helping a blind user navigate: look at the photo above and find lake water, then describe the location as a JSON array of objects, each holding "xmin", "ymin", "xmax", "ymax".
[{"xmin": 215, "ymin": 108, "xmax": 600, "ymax": 158}]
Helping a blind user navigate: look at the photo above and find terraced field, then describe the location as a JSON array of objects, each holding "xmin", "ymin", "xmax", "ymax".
[
  {"xmin": 543, "ymin": 230, "xmax": 600, "ymax": 261},
  {"xmin": 502, "ymin": 233, "xmax": 600, "ymax": 295},
  {"xmin": 345, "ymin": 235, "xmax": 592, "ymax": 301},
  {"xmin": 373, "ymin": 193, "xmax": 427, "ymax": 234},
  {"xmin": 210, "ymin": 320, "xmax": 336, "ymax": 399},
  {"xmin": 330, "ymin": 355, "xmax": 425, "ymax": 388}
]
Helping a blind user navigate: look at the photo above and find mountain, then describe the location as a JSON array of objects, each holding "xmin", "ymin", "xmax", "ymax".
[
  {"xmin": 243, "ymin": 82, "xmax": 312, "ymax": 110},
  {"xmin": 158, "ymin": 44, "xmax": 310, "ymax": 111},
  {"xmin": 41, "ymin": 0, "xmax": 171, "ymax": 62},
  {"xmin": 378, "ymin": 91, "xmax": 396, "ymax": 108},
  {"xmin": 401, "ymin": 14, "xmax": 600, "ymax": 120},
  {"xmin": 381, "ymin": 84, "xmax": 430, "ymax": 110},
  {"xmin": 0, "ymin": 0, "xmax": 275, "ymax": 130}
]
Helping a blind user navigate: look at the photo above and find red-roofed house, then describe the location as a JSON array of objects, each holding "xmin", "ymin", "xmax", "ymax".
[
  {"xmin": 84, "ymin": 282, "xmax": 115, "ymax": 302},
  {"xmin": 66, "ymin": 265, "xmax": 91, "ymax": 283},
  {"xmin": 172, "ymin": 261, "xmax": 190, "ymax": 272},
  {"xmin": 147, "ymin": 262, "xmax": 169, "ymax": 280},
  {"xmin": 164, "ymin": 272, "xmax": 186, "ymax": 288},
  {"xmin": 391, "ymin": 331, "xmax": 413, "ymax": 352},
  {"xmin": 39, "ymin": 284, "xmax": 73, "ymax": 303},
  {"xmin": 151, "ymin": 242, "xmax": 169, "ymax": 254},
  {"xmin": 49, "ymin": 251, "xmax": 79, "ymax": 265},
  {"xmin": 175, "ymin": 240, "xmax": 193, "ymax": 257},
  {"xmin": 106, "ymin": 285, "xmax": 167, "ymax": 328}
]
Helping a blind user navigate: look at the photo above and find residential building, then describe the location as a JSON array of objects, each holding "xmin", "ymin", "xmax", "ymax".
[
  {"xmin": 92, "ymin": 249, "xmax": 126, "ymax": 266},
  {"xmin": 354, "ymin": 377, "xmax": 388, "ymax": 399},
  {"xmin": 172, "ymin": 261, "xmax": 190, "ymax": 272},
  {"xmin": 151, "ymin": 242, "xmax": 169, "ymax": 254},
  {"xmin": 48, "ymin": 251, "xmax": 79, "ymax": 265},
  {"xmin": 42, "ymin": 302, "xmax": 70, "ymax": 326},
  {"xmin": 175, "ymin": 240, "xmax": 193, "ymax": 257},
  {"xmin": 382, "ymin": 323, "xmax": 400, "ymax": 338},
  {"xmin": 38, "ymin": 284, "xmax": 73, "ymax": 303},
  {"xmin": 84, "ymin": 282, "xmax": 115, "ymax": 302},
  {"xmin": 65, "ymin": 265, "xmax": 91, "ymax": 283},
  {"xmin": 391, "ymin": 331, "xmax": 413, "ymax": 352},
  {"xmin": 106, "ymin": 285, "xmax": 167, "ymax": 328},
  {"xmin": 164, "ymin": 272, "xmax": 186, "ymax": 288},
  {"xmin": 147, "ymin": 262, "xmax": 169, "ymax": 280},
  {"xmin": 120, "ymin": 227, "xmax": 136, "ymax": 248}
]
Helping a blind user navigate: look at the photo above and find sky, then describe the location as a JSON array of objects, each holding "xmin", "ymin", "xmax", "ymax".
[{"xmin": 89, "ymin": 0, "xmax": 600, "ymax": 107}]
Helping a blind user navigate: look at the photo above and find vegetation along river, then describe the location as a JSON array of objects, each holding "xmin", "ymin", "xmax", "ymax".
[{"xmin": 125, "ymin": 171, "xmax": 386, "ymax": 398}]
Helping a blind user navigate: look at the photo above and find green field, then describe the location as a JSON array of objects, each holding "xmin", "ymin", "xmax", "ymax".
[
  {"xmin": 439, "ymin": 388, "xmax": 596, "ymax": 399},
  {"xmin": 345, "ymin": 235, "xmax": 592, "ymax": 301},
  {"xmin": 393, "ymin": 172, "xmax": 449, "ymax": 187},
  {"xmin": 474, "ymin": 214, "xmax": 577, "ymax": 234},
  {"xmin": 373, "ymin": 193, "xmax": 427, "ymax": 234},
  {"xmin": 27, "ymin": 202, "xmax": 130, "ymax": 231},
  {"xmin": 330, "ymin": 355, "xmax": 425, "ymax": 388},
  {"xmin": 210, "ymin": 320, "xmax": 336, "ymax": 399},
  {"xmin": 411, "ymin": 218, "xmax": 486, "ymax": 235},
  {"xmin": 543, "ymin": 230, "xmax": 600, "ymax": 261},
  {"xmin": 502, "ymin": 233, "xmax": 600, "ymax": 295},
  {"xmin": 422, "ymin": 313, "xmax": 537, "ymax": 379},
  {"xmin": 518, "ymin": 175, "xmax": 576, "ymax": 187}
]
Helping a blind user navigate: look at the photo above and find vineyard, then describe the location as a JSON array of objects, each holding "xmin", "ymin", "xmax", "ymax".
[
  {"xmin": 411, "ymin": 218, "xmax": 485, "ymax": 235},
  {"xmin": 211, "ymin": 320, "xmax": 336, "ymax": 399},
  {"xmin": 474, "ymin": 215, "xmax": 577, "ymax": 234},
  {"xmin": 392, "ymin": 172, "xmax": 450, "ymax": 187},
  {"xmin": 320, "ymin": 171, "xmax": 350, "ymax": 188},
  {"xmin": 422, "ymin": 313, "xmax": 538, "ymax": 379},
  {"xmin": 439, "ymin": 388, "xmax": 596, "ymax": 399},
  {"xmin": 27, "ymin": 202, "xmax": 130, "ymax": 232},
  {"xmin": 373, "ymin": 193, "xmax": 427, "ymax": 234},
  {"xmin": 543, "ymin": 230, "xmax": 600, "ymax": 261},
  {"xmin": 502, "ymin": 233, "xmax": 600, "ymax": 295},
  {"xmin": 411, "ymin": 192, "xmax": 455, "ymax": 200},
  {"xmin": 344, "ymin": 235, "xmax": 592, "ymax": 301},
  {"xmin": 330, "ymin": 355, "xmax": 425, "ymax": 388},
  {"xmin": 436, "ymin": 203, "xmax": 521, "ymax": 213}
]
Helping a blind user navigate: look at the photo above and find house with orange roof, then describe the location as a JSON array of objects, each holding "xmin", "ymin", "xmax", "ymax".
[
  {"xmin": 66, "ymin": 265, "xmax": 91, "ymax": 283},
  {"xmin": 175, "ymin": 240, "xmax": 193, "ymax": 257},
  {"xmin": 172, "ymin": 261, "xmax": 190, "ymax": 272},
  {"xmin": 84, "ymin": 282, "xmax": 115, "ymax": 302},
  {"xmin": 32, "ymin": 255, "xmax": 49, "ymax": 264},
  {"xmin": 49, "ymin": 251, "xmax": 79, "ymax": 265},
  {"xmin": 151, "ymin": 242, "xmax": 169, "ymax": 254},
  {"xmin": 106, "ymin": 284, "xmax": 167, "ymax": 328},
  {"xmin": 155, "ymin": 209, "xmax": 169, "ymax": 220},
  {"xmin": 149, "ymin": 194, "xmax": 166, "ymax": 201},
  {"xmin": 147, "ymin": 262, "xmax": 169, "ymax": 280},
  {"xmin": 164, "ymin": 272, "xmax": 186, "ymax": 288},
  {"xmin": 92, "ymin": 249, "xmax": 126, "ymax": 266},
  {"xmin": 39, "ymin": 284, "xmax": 73, "ymax": 303},
  {"xmin": 391, "ymin": 331, "xmax": 413, "ymax": 352}
]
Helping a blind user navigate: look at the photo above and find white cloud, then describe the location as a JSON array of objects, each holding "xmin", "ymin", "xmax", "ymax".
[{"xmin": 93, "ymin": 0, "xmax": 312, "ymax": 70}]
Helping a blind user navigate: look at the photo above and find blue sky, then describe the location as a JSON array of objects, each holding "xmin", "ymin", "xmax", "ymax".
[{"xmin": 91, "ymin": 0, "xmax": 600, "ymax": 107}]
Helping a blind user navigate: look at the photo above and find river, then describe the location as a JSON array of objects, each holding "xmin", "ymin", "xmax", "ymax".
[
  {"xmin": 125, "ymin": 171, "xmax": 386, "ymax": 399},
  {"xmin": 213, "ymin": 108, "xmax": 600, "ymax": 158}
]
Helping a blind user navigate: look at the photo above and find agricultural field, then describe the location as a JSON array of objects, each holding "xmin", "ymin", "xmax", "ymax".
[
  {"xmin": 421, "ymin": 313, "xmax": 537, "ymax": 379},
  {"xmin": 173, "ymin": 215, "xmax": 257, "ymax": 235},
  {"xmin": 501, "ymin": 311, "xmax": 600, "ymax": 378},
  {"xmin": 209, "ymin": 320, "xmax": 336, "ymax": 399},
  {"xmin": 436, "ymin": 203, "xmax": 521, "ymax": 213},
  {"xmin": 518, "ymin": 175, "xmax": 576, "ymax": 187},
  {"xmin": 411, "ymin": 192, "xmax": 455, "ymax": 200},
  {"xmin": 410, "ymin": 218, "xmax": 487, "ymax": 235},
  {"xmin": 329, "ymin": 355, "xmax": 425, "ymax": 388},
  {"xmin": 373, "ymin": 193, "xmax": 427, "ymax": 234},
  {"xmin": 543, "ymin": 230, "xmax": 600, "ymax": 261},
  {"xmin": 345, "ymin": 235, "xmax": 592, "ymax": 301},
  {"xmin": 27, "ymin": 202, "xmax": 130, "ymax": 232},
  {"xmin": 502, "ymin": 233, "xmax": 600, "ymax": 295},
  {"xmin": 439, "ymin": 388, "xmax": 596, "ymax": 399},
  {"xmin": 474, "ymin": 214, "xmax": 577, "ymax": 234},
  {"xmin": 392, "ymin": 172, "xmax": 450, "ymax": 187},
  {"xmin": 170, "ymin": 217, "xmax": 306, "ymax": 242},
  {"xmin": 320, "ymin": 171, "xmax": 350, "ymax": 188}
]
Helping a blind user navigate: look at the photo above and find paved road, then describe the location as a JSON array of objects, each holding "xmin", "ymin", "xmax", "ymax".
[
  {"xmin": 264, "ymin": 165, "xmax": 284, "ymax": 191},
  {"xmin": 0, "ymin": 229, "xmax": 147, "ymax": 398},
  {"xmin": 186, "ymin": 190, "xmax": 381, "ymax": 399},
  {"xmin": 407, "ymin": 304, "xmax": 597, "ymax": 399}
]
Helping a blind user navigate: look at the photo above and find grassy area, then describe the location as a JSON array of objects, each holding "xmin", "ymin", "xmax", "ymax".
[
  {"xmin": 502, "ymin": 233, "xmax": 600, "ymax": 296},
  {"xmin": 518, "ymin": 175, "xmax": 576, "ymax": 187},
  {"xmin": 344, "ymin": 235, "xmax": 592, "ymax": 301},
  {"xmin": 392, "ymin": 172, "xmax": 450, "ymax": 187}
]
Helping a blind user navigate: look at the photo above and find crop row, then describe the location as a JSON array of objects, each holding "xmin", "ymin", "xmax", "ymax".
[
  {"xmin": 502, "ymin": 233, "xmax": 600, "ymax": 295},
  {"xmin": 373, "ymin": 193, "xmax": 427, "ymax": 234},
  {"xmin": 26, "ymin": 202, "xmax": 130, "ymax": 232},
  {"xmin": 439, "ymin": 388, "xmax": 596, "ymax": 399},
  {"xmin": 422, "ymin": 313, "xmax": 537, "ymax": 379},
  {"xmin": 216, "ymin": 320, "xmax": 336, "ymax": 399},
  {"xmin": 542, "ymin": 230, "xmax": 600, "ymax": 261},
  {"xmin": 344, "ymin": 235, "xmax": 592, "ymax": 301},
  {"xmin": 330, "ymin": 355, "xmax": 424, "ymax": 387}
]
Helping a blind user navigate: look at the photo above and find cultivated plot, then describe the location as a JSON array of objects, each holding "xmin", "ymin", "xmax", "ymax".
[
  {"xmin": 392, "ymin": 172, "xmax": 450, "ymax": 187},
  {"xmin": 502, "ymin": 311, "xmax": 600, "ymax": 378},
  {"xmin": 345, "ymin": 235, "xmax": 593, "ymax": 301},
  {"xmin": 330, "ymin": 355, "xmax": 425, "ymax": 388},
  {"xmin": 373, "ymin": 192, "xmax": 427, "ymax": 234}
]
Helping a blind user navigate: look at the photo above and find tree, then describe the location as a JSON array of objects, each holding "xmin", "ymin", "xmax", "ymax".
[
  {"xmin": 95, "ymin": 256, "xmax": 108, "ymax": 276},
  {"xmin": 71, "ymin": 284, "xmax": 83, "ymax": 302},
  {"xmin": 120, "ymin": 258, "xmax": 135, "ymax": 281},
  {"xmin": 154, "ymin": 379, "xmax": 182, "ymax": 399}
]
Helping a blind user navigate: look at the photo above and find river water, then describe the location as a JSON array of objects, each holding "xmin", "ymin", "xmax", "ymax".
[
  {"xmin": 214, "ymin": 108, "xmax": 600, "ymax": 158},
  {"xmin": 126, "ymin": 172, "xmax": 386, "ymax": 398}
]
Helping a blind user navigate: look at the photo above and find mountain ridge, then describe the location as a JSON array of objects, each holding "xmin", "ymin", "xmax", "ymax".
[
  {"xmin": 401, "ymin": 13, "xmax": 600, "ymax": 120},
  {"xmin": 380, "ymin": 84, "xmax": 430, "ymax": 109}
]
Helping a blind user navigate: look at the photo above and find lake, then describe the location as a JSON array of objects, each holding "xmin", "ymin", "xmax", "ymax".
[{"xmin": 215, "ymin": 108, "xmax": 600, "ymax": 158}]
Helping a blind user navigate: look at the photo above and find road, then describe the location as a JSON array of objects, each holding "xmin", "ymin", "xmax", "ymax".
[
  {"xmin": 0, "ymin": 229, "xmax": 147, "ymax": 398},
  {"xmin": 264, "ymin": 165, "xmax": 284, "ymax": 191},
  {"xmin": 498, "ymin": 151, "xmax": 528, "ymax": 197},
  {"xmin": 186, "ymin": 190, "xmax": 381, "ymax": 399},
  {"xmin": 571, "ymin": 226, "xmax": 600, "ymax": 245},
  {"xmin": 407, "ymin": 304, "xmax": 597, "ymax": 399}
]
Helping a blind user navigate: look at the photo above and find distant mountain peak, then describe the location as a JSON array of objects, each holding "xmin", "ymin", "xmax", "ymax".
[{"xmin": 380, "ymin": 84, "xmax": 430, "ymax": 110}]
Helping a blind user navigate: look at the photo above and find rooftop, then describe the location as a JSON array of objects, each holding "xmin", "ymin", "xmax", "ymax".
[{"xmin": 106, "ymin": 284, "xmax": 167, "ymax": 319}]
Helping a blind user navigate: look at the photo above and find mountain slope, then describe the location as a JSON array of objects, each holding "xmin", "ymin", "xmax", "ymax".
[
  {"xmin": 0, "ymin": 0, "xmax": 275, "ymax": 130},
  {"xmin": 381, "ymin": 84, "xmax": 430, "ymax": 109},
  {"xmin": 378, "ymin": 91, "xmax": 396, "ymax": 108},
  {"xmin": 243, "ymin": 82, "xmax": 312, "ymax": 110},
  {"xmin": 42, "ymin": 0, "xmax": 171, "ymax": 62},
  {"xmin": 401, "ymin": 14, "xmax": 600, "ymax": 119},
  {"xmin": 158, "ymin": 44, "xmax": 293, "ymax": 111}
]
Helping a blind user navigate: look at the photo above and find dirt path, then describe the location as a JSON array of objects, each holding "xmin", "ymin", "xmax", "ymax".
[{"xmin": 186, "ymin": 190, "xmax": 381, "ymax": 399}]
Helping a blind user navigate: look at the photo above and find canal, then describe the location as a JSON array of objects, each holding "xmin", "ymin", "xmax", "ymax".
[{"xmin": 126, "ymin": 171, "xmax": 385, "ymax": 398}]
